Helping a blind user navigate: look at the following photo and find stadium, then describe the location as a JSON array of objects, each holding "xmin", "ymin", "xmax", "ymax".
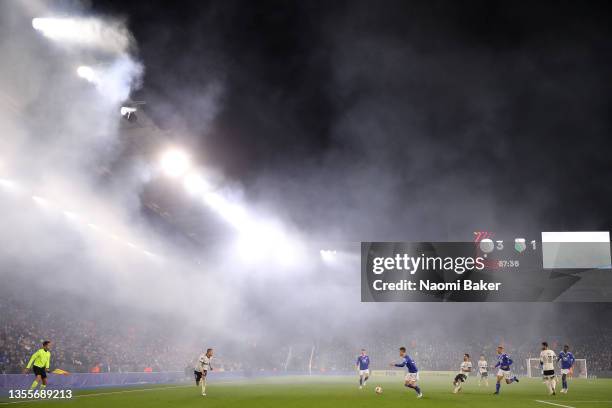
[{"xmin": 1, "ymin": 1, "xmax": 612, "ymax": 407}]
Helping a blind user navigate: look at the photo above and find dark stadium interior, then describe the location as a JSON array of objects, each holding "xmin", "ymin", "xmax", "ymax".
[{"xmin": 1, "ymin": 0, "xmax": 612, "ymax": 400}]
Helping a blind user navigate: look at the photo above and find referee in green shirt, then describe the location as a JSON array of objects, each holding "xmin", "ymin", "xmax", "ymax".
[{"xmin": 23, "ymin": 340, "xmax": 52, "ymax": 390}]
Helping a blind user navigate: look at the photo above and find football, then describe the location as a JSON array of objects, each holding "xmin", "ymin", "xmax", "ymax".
[{"xmin": 375, "ymin": 386, "xmax": 383, "ymax": 394}]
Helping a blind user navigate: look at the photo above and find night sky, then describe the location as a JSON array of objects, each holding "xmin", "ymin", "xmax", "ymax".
[{"xmin": 92, "ymin": 0, "xmax": 612, "ymax": 238}]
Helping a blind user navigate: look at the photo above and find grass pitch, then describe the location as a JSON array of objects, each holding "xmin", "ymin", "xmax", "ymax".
[{"xmin": 1, "ymin": 373, "xmax": 611, "ymax": 408}]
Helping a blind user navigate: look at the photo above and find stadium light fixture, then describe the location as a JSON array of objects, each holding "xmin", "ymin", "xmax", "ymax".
[
  {"xmin": 120, "ymin": 106, "xmax": 137, "ymax": 122},
  {"xmin": 32, "ymin": 17, "xmax": 76, "ymax": 39},
  {"xmin": 76, "ymin": 65, "xmax": 97, "ymax": 83},
  {"xmin": 160, "ymin": 149, "xmax": 190, "ymax": 178},
  {"xmin": 32, "ymin": 17, "xmax": 130, "ymax": 54},
  {"xmin": 320, "ymin": 249, "xmax": 337, "ymax": 261}
]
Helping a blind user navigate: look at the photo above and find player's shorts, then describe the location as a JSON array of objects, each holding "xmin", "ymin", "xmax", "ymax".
[
  {"xmin": 561, "ymin": 369, "xmax": 570, "ymax": 375},
  {"xmin": 194, "ymin": 370, "xmax": 208, "ymax": 382},
  {"xmin": 359, "ymin": 369, "xmax": 370, "ymax": 376},
  {"xmin": 497, "ymin": 369, "xmax": 512, "ymax": 379},
  {"xmin": 405, "ymin": 372, "xmax": 419, "ymax": 382},
  {"xmin": 32, "ymin": 366, "xmax": 47, "ymax": 379},
  {"xmin": 542, "ymin": 369, "xmax": 555, "ymax": 379},
  {"xmin": 480, "ymin": 371, "xmax": 488, "ymax": 377},
  {"xmin": 454, "ymin": 373, "xmax": 468, "ymax": 383}
]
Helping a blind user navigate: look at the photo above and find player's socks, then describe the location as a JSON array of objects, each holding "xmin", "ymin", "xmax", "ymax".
[
  {"xmin": 495, "ymin": 383, "xmax": 500, "ymax": 394},
  {"xmin": 364, "ymin": 376, "xmax": 368, "ymax": 385},
  {"xmin": 414, "ymin": 386, "xmax": 421, "ymax": 395},
  {"xmin": 30, "ymin": 381, "xmax": 38, "ymax": 390},
  {"xmin": 40, "ymin": 385, "xmax": 46, "ymax": 390},
  {"xmin": 359, "ymin": 377, "xmax": 363, "ymax": 386},
  {"xmin": 406, "ymin": 384, "xmax": 420, "ymax": 394}
]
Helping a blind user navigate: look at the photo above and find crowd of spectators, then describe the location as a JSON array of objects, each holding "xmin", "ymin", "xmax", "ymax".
[
  {"xmin": 0, "ymin": 297, "xmax": 188, "ymax": 374},
  {"xmin": 1, "ymin": 298, "xmax": 611, "ymax": 376}
]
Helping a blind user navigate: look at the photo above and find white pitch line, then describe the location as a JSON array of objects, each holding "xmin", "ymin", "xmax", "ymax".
[{"xmin": 535, "ymin": 400, "xmax": 576, "ymax": 408}]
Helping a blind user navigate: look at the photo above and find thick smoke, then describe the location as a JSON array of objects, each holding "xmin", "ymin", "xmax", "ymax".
[
  {"xmin": 1, "ymin": 0, "xmax": 610, "ymax": 371},
  {"xmin": 0, "ymin": 1, "xmax": 234, "ymax": 342}
]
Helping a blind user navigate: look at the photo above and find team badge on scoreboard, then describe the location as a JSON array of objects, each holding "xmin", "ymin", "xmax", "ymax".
[{"xmin": 514, "ymin": 238, "xmax": 526, "ymax": 253}]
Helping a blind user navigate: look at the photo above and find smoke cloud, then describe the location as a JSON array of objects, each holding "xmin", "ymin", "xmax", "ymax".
[{"xmin": 1, "ymin": 0, "xmax": 610, "ymax": 371}]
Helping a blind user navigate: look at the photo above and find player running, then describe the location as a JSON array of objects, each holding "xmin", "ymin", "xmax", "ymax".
[
  {"xmin": 558, "ymin": 344, "xmax": 575, "ymax": 394},
  {"xmin": 194, "ymin": 348, "xmax": 214, "ymax": 396},
  {"xmin": 477, "ymin": 355, "xmax": 489, "ymax": 387},
  {"xmin": 540, "ymin": 342, "xmax": 557, "ymax": 395},
  {"xmin": 23, "ymin": 340, "xmax": 52, "ymax": 391},
  {"xmin": 390, "ymin": 346, "xmax": 423, "ymax": 399},
  {"xmin": 493, "ymin": 345, "xmax": 519, "ymax": 395},
  {"xmin": 452, "ymin": 353, "xmax": 472, "ymax": 393},
  {"xmin": 356, "ymin": 349, "xmax": 370, "ymax": 389}
]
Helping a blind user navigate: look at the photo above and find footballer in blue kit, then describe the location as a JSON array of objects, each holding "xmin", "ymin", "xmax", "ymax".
[
  {"xmin": 356, "ymin": 349, "xmax": 370, "ymax": 389},
  {"xmin": 390, "ymin": 347, "xmax": 423, "ymax": 399},
  {"xmin": 558, "ymin": 344, "xmax": 575, "ymax": 394},
  {"xmin": 494, "ymin": 345, "xmax": 519, "ymax": 394}
]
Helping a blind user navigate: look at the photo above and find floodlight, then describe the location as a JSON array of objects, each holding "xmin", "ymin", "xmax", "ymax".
[
  {"xmin": 32, "ymin": 18, "xmax": 77, "ymax": 39},
  {"xmin": 32, "ymin": 17, "xmax": 130, "ymax": 54},
  {"xmin": 320, "ymin": 249, "xmax": 337, "ymax": 261},
  {"xmin": 76, "ymin": 65, "xmax": 97, "ymax": 83},
  {"xmin": 160, "ymin": 149, "xmax": 190, "ymax": 177},
  {"xmin": 120, "ymin": 106, "xmax": 137, "ymax": 122}
]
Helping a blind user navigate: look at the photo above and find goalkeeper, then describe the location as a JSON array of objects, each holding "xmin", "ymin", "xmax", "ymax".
[{"xmin": 23, "ymin": 340, "xmax": 52, "ymax": 391}]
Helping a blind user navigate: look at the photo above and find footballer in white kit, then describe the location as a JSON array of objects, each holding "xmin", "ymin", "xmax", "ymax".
[
  {"xmin": 477, "ymin": 355, "xmax": 489, "ymax": 387},
  {"xmin": 540, "ymin": 342, "xmax": 557, "ymax": 395},
  {"xmin": 194, "ymin": 348, "xmax": 214, "ymax": 396},
  {"xmin": 452, "ymin": 354, "xmax": 472, "ymax": 393}
]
